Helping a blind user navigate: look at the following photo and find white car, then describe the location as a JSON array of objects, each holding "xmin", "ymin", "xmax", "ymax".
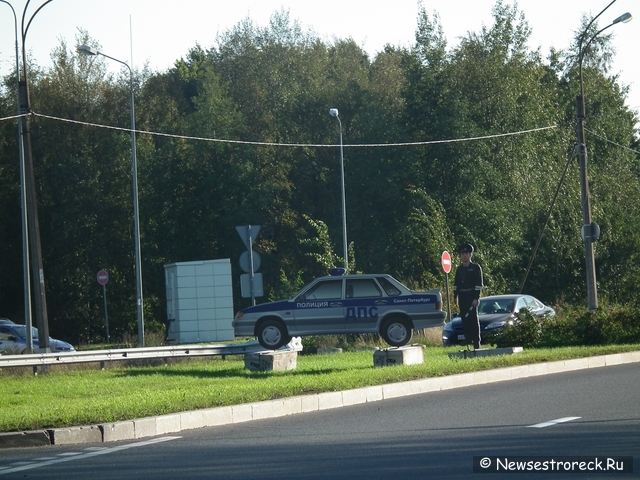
[{"xmin": 233, "ymin": 272, "xmax": 446, "ymax": 349}]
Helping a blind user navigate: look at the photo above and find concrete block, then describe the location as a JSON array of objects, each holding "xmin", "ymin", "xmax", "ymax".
[
  {"xmin": 563, "ymin": 357, "xmax": 591, "ymax": 371},
  {"xmin": 603, "ymin": 353, "xmax": 624, "ymax": 366},
  {"xmin": 374, "ymin": 344, "xmax": 425, "ymax": 367},
  {"xmin": 180, "ymin": 411, "xmax": 204, "ymax": 431},
  {"xmin": 317, "ymin": 391, "xmax": 343, "ymax": 410},
  {"xmin": 156, "ymin": 413, "xmax": 181, "ymax": 434},
  {"xmin": 50, "ymin": 425, "xmax": 102, "ymax": 445},
  {"xmin": 281, "ymin": 396, "xmax": 303, "ymax": 416},
  {"xmin": 202, "ymin": 406, "xmax": 233, "ymax": 427},
  {"xmin": 252, "ymin": 399, "xmax": 285, "ymax": 420},
  {"xmin": 415, "ymin": 377, "xmax": 442, "ymax": 394},
  {"xmin": 0, "ymin": 430, "xmax": 51, "ymax": 448},
  {"xmin": 588, "ymin": 355, "xmax": 607, "ymax": 368},
  {"xmin": 133, "ymin": 417, "xmax": 157, "ymax": 439},
  {"xmin": 300, "ymin": 394, "xmax": 319, "ymax": 413},
  {"xmin": 474, "ymin": 367, "xmax": 513, "ymax": 384},
  {"xmin": 342, "ymin": 388, "xmax": 369, "ymax": 406},
  {"xmin": 244, "ymin": 350, "xmax": 297, "ymax": 371},
  {"xmin": 232, "ymin": 404, "xmax": 253, "ymax": 423},
  {"xmin": 438, "ymin": 372, "xmax": 476, "ymax": 390},
  {"xmin": 448, "ymin": 347, "xmax": 523, "ymax": 359},
  {"xmin": 101, "ymin": 421, "xmax": 135, "ymax": 442},
  {"xmin": 382, "ymin": 379, "xmax": 422, "ymax": 399}
]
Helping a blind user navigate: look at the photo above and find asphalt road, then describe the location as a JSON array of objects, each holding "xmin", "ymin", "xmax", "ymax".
[{"xmin": 1, "ymin": 363, "xmax": 639, "ymax": 479}]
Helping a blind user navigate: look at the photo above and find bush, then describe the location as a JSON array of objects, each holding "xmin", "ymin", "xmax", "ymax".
[
  {"xmin": 487, "ymin": 304, "xmax": 640, "ymax": 348},
  {"xmin": 484, "ymin": 310, "xmax": 544, "ymax": 348}
]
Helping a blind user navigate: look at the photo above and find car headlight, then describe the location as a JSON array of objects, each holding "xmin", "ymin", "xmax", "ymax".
[{"xmin": 235, "ymin": 311, "xmax": 244, "ymax": 319}]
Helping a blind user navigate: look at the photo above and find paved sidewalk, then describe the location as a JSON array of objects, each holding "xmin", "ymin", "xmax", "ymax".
[{"xmin": 2, "ymin": 350, "xmax": 639, "ymax": 449}]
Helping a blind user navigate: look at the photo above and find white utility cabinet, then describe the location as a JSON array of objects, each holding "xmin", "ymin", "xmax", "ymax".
[{"xmin": 164, "ymin": 259, "xmax": 234, "ymax": 344}]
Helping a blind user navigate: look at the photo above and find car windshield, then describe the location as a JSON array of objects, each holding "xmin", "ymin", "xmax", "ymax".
[
  {"xmin": 8, "ymin": 325, "xmax": 38, "ymax": 339},
  {"xmin": 478, "ymin": 299, "xmax": 515, "ymax": 315}
]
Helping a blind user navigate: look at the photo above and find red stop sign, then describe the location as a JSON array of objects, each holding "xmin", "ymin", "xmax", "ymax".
[{"xmin": 441, "ymin": 251, "xmax": 452, "ymax": 274}]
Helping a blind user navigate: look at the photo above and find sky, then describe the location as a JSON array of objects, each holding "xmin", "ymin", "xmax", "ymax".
[{"xmin": 1, "ymin": 0, "xmax": 638, "ymax": 118}]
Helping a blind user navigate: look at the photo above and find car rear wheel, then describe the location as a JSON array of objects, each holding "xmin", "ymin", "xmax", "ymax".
[
  {"xmin": 380, "ymin": 317, "xmax": 412, "ymax": 347},
  {"xmin": 256, "ymin": 319, "xmax": 291, "ymax": 350}
]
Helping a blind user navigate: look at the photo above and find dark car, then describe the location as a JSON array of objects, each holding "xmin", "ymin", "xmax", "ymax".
[
  {"xmin": 442, "ymin": 294, "xmax": 555, "ymax": 347},
  {"xmin": 0, "ymin": 323, "xmax": 76, "ymax": 355},
  {"xmin": 234, "ymin": 272, "xmax": 446, "ymax": 350}
]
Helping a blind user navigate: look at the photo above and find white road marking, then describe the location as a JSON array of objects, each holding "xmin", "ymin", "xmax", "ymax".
[
  {"xmin": 527, "ymin": 416, "xmax": 581, "ymax": 428},
  {"xmin": 0, "ymin": 436, "xmax": 182, "ymax": 475}
]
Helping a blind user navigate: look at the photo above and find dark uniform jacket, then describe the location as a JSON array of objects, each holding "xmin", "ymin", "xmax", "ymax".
[{"xmin": 453, "ymin": 262, "xmax": 483, "ymax": 302}]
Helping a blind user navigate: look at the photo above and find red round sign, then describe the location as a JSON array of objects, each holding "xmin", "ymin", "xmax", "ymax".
[
  {"xmin": 441, "ymin": 251, "xmax": 452, "ymax": 274},
  {"xmin": 97, "ymin": 269, "xmax": 109, "ymax": 286}
]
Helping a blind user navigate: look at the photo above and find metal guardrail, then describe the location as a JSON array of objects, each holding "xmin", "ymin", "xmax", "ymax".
[{"xmin": 0, "ymin": 340, "xmax": 302, "ymax": 368}]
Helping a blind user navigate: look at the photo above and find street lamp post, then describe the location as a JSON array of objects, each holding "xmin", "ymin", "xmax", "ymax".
[
  {"xmin": 329, "ymin": 108, "xmax": 348, "ymax": 271},
  {"xmin": 575, "ymin": 2, "xmax": 631, "ymax": 311},
  {"xmin": 1, "ymin": 0, "xmax": 32, "ymax": 352},
  {"xmin": 19, "ymin": 0, "xmax": 54, "ymax": 352},
  {"xmin": 78, "ymin": 44, "xmax": 145, "ymax": 346}
]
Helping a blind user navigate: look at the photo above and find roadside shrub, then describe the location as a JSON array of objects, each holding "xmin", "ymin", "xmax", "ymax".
[
  {"xmin": 485, "ymin": 310, "xmax": 543, "ymax": 348},
  {"xmin": 487, "ymin": 304, "xmax": 640, "ymax": 348}
]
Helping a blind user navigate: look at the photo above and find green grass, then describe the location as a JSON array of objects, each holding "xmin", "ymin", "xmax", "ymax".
[{"xmin": 1, "ymin": 344, "xmax": 638, "ymax": 433}]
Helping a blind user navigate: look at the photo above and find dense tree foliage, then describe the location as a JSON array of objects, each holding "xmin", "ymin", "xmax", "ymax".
[{"xmin": 0, "ymin": 2, "xmax": 638, "ymax": 346}]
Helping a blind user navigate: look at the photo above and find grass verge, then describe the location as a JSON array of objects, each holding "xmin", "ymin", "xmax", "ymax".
[{"xmin": 1, "ymin": 343, "xmax": 638, "ymax": 432}]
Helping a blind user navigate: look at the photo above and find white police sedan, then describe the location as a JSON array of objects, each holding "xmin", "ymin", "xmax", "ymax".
[{"xmin": 233, "ymin": 272, "xmax": 446, "ymax": 350}]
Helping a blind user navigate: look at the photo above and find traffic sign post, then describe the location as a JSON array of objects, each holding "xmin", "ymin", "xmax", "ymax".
[
  {"xmin": 441, "ymin": 251, "xmax": 452, "ymax": 322},
  {"xmin": 236, "ymin": 225, "xmax": 262, "ymax": 305},
  {"xmin": 96, "ymin": 270, "xmax": 110, "ymax": 343}
]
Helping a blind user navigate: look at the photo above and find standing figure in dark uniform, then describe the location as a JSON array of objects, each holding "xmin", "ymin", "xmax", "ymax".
[{"xmin": 453, "ymin": 243, "xmax": 484, "ymax": 350}]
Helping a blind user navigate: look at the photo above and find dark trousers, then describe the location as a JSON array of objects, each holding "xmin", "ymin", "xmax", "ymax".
[{"xmin": 459, "ymin": 294, "xmax": 481, "ymax": 349}]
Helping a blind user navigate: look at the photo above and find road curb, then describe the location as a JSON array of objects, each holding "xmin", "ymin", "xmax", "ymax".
[{"xmin": 2, "ymin": 350, "xmax": 639, "ymax": 449}]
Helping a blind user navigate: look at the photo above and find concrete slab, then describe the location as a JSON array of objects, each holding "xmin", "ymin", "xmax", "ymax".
[
  {"xmin": 300, "ymin": 394, "xmax": 319, "ymax": 413},
  {"xmin": 0, "ymin": 430, "xmax": 51, "ymax": 448},
  {"xmin": 374, "ymin": 344, "xmax": 425, "ymax": 367},
  {"xmin": 252, "ymin": 399, "xmax": 286, "ymax": 420},
  {"xmin": 231, "ymin": 404, "xmax": 253, "ymax": 423},
  {"xmin": 281, "ymin": 396, "xmax": 303, "ymax": 416},
  {"xmin": 448, "ymin": 347, "xmax": 523, "ymax": 359},
  {"xmin": 100, "ymin": 421, "xmax": 135, "ymax": 442},
  {"xmin": 179, "ymin": 411, "xmax": 204, "ymax": 431},
  {"xmin": 50, "ymin": 425, "xmax": 102, "ymax": 445},
  {"xmin": 156, "ymin": 413, "xmax": 181, "ymax": 435},
  {"xmin": 382, "ymin": 379, "xmax": 422, "ymax": 399},
  {"xmin": 244, "ymin": 350, "xmax": 297, "ymax": 371},
  {"xmin": 133, "ymin": 417, "xmax": 157, "ymax": 439},
  {"xmin": 201, "ymin": 406, "xmax": 233, "ymax": 427},
  {"xmin": 317, "ymin": 391, "xmax": 343, "ymax": 410}
]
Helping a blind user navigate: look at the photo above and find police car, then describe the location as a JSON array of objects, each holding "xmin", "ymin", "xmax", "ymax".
[{"xmin": 233, "ymin": 271, "xmax": 446, "ymax": 350}]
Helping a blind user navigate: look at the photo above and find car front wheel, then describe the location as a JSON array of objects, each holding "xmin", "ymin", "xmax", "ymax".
[
  {"xmin": 256, "ymin": 319, "xmax": 291, "ymax": 350},
  {"xmin": 381, "ymin": 317, "xmax": 412, "ymax": 347}
]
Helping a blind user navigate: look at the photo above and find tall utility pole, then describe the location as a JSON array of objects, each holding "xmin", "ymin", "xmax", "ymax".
[
  {"xmin": 575, "ymin": 1, "xmax": 632, "ymax": 312},
  {"xmin": 78, "ymin": 45, "xmax": 145, "ymax": 346},
  {"xmin": 1, "ymin": 0, "xmax": 33, "ymax": 352},
  {"xmin": 19, "ymin": 0, "xmax": 55, "ymax": 351}
]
